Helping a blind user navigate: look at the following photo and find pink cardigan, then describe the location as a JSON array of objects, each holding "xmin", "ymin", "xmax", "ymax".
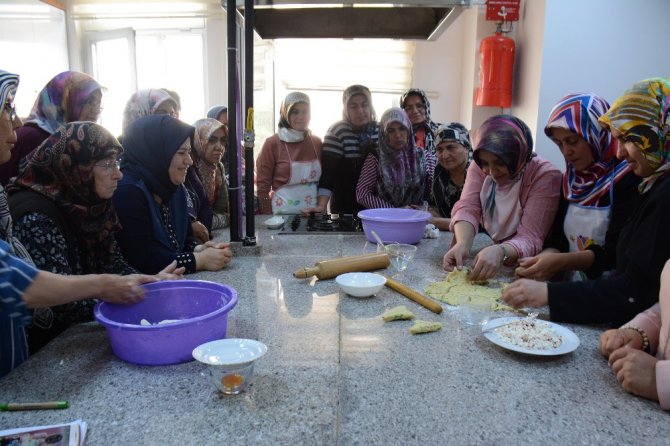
[
  {"xmin": 627, "ymin": 302, "xmax": 670, "ymax": 409},
  {"xmin": 449, "ymin": 156, "xmax": 561, "ymax": 258}
]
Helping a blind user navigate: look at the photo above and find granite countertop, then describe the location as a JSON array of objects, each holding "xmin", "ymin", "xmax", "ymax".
[{"xmin": 1, "ymin": 217, "xmax": 669, "ymax": 445}]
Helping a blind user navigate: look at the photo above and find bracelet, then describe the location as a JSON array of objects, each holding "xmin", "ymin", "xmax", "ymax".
[
  {"xmin": 498, "ymin": 244, "xmax": 509, "ymax": 265},
  {"xmin": 621, "ymin": 325, "xmax": 650, "ymax": 353}
]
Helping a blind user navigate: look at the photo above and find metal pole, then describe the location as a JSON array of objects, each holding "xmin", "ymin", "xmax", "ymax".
[
  {"xmin": 243, "ymin": 0, "xmax": 256, "ymax": 246},
  {"xmin": 227, "ymin": 0, "xmax": 241, "ymax": 241}
]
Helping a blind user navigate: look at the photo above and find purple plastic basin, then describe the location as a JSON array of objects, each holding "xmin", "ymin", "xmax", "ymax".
[
  {"xmin": 358, "ymin": 208, "xmax": 431, "ymax": 244},
  {"xmin": 94, "ymin": 280, "xmax": 238, "ymax": 366}
]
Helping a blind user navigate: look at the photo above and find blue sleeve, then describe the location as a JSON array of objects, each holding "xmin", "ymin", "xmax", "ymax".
[
  {"xmin": 113, "ymin": 185, "xmax": 196, "ymax": 275},
  {"xmin": 0, "ymin": 238, "xmax": 39, "ymax": 309}
]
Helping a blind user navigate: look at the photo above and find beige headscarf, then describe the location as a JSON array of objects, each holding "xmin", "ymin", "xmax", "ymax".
[{"xmin": 192, "ymin": 118, "xmax": 226, "ymax": 204}]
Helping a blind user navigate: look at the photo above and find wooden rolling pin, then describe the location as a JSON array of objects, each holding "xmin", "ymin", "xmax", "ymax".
[
  {"xmin": 293, "ymin": 252, "xmax": 390, "ymax": 280},
  {"xmin": 384, "ymin": 276, "xmax": 443, "ymax": 314}
]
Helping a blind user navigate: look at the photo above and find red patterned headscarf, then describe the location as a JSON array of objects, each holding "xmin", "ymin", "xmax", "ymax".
[{"xmin": 8, "ymin": 122, "xmax": 123, "ymax": 273}]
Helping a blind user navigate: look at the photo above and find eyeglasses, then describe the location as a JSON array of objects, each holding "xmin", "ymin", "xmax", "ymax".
[
  {"xmin": 3, "ymin": 102, "xmax": 17, "ymax": 122},
  {"xmin": 207, "ymin": 135, "xmax": 227, "ymax": 146},
  {"xmin": 94, "ymin": 159, "xmax": 121, "ymax": 173}
]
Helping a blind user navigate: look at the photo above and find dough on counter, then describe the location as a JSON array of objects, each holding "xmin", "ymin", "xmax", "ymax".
[
  {"xmin": 382, "ymin": 305, "xmax": 415, "ymax": 322},
  {"xmin": 424, "ymin": 268, "xmax": 515, "ymax": 312},
  {"xmin": 409, "ymin": 320, "xmax": 442, "ymax": 335}
]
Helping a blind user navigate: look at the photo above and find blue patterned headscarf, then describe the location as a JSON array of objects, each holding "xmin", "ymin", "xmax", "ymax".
[
  {"xmin": 0, "ymin": 70, "xmax": 19, "ymax": 113},
  {"xmin": 545, "ymin": 93, "xmax": 631, "ymax": 205},
  {"xmin": 376, "ymin": 107, "xmax": 427, "ymax": 206}
]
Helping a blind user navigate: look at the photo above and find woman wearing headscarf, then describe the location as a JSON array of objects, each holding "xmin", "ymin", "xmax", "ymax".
[
  {"xmin": 517, "ymin": 93, "xmax": 641, "ymax": 282},
  {"xmin": 207, "ymin": 105, "xmax": 228, "ymax": 125},
  {"xmin": 256, "ymin": 92, "xmax": 322, "ymax": 215},
  {"xmin": 113, "ymin": 115, "xmax": 232, "ymax": 275},
  {"xmin": 7, "ymin": 121, "xmax": 183, "ymax": 352},
  {"xmin": 504, "ymin": 78, "xmax": 670, "ymax": 326},
  {"xmin": 314, "ymin": 84, "xmax": 379, "ymax": 215},
  {"xmin": 0, "ymin": 71, "xmax": 103, "ymax": 185},
  {"xmin": 428, "ymin": 122, "xmax": 472, "ymax": 230},
  {"xmin": 122, "ymin": 88, "xmax": 212, "ymax": 243},
  {"xmin": 356, "ymin": 107, "xmax": 434, "ymax": 209},
  {"xmin": 192, "ymin": 118, "xmax": 230, "ymax": 228},
  {"xmin": 400, "ymin": 88, "xmax": 440, "ymax": 154},
  {"xmin": 444, "ymin": 114, "xmax": 561, "ymax": 281}
]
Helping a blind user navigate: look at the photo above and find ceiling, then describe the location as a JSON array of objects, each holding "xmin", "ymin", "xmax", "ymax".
[{"xmin": 227, "ymin": 1, "xmax": 484, "ymax": 40}]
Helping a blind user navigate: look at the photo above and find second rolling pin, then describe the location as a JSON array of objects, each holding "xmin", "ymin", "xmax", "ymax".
[{"xmin": 384, "ymin": 276, "xmax": 443, "ymax": 314}]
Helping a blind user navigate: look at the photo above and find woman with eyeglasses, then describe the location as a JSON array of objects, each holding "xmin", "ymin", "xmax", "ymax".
[
  {"xmin": 256, "ymin": 91, "xmax": 323, "ymax": 215},
  {"xmin": 400, "ymin": 88, "xmax": 441, "ymax": 155},
  {"xmin": 191, "ymin": 118, "xmax": 230, "ymax": 229},
  {"xmin": 113, "ymin": 115, "xmax": 233, "ymax": 276},
  {"xmin": 122, "ymin": 88, "xmax": 212, "ymax": 243},
  {"xmin": 6, "ymin": 121, "xmax": 183, "ymax": 354},
  {"xmin": 0, "ymin": 71, "xmax": 104, "ymax": 185}
]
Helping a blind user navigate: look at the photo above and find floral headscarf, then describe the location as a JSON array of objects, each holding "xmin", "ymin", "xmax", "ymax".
[
  {"xmin": 8, "ymin": 122, "xmax": 123, "ymax": 272},
  {"xmin": 121, "ymin": 115, "xmax": 195, "ymax": 202},
  {"xmin": 475, "ymin": 115, "xmax": 535, "ymax": 241},
  {"xmin": 192, "ymin": 118, "xmax": 226, "ymax": 205},
  {"xmin": 599, "ymin": 77, "xmax": 670, "ymax": 194},
  {"xmin": 400, "ymin": 88, "xmax": 440, "ymax": 153},
  {"xmin": 278, "ymin": 91, "xmax": 310, "ymax": 143},
  {"xmin": 122, "ymin": 88, "xmax": 177, "ymax": 131},
  {"xmin": 545, "ymin": 93, "xmax": 631, "ymax": 205},
  {"xmin": 376, "ymin": 107, "xmax": 427, "ymax": 207},
  {"xmin": 24, "ymin": 71, "xmax": 102, "ymax": 134}
]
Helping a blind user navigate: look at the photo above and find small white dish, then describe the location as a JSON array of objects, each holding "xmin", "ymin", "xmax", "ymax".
[
  {"xmin": 335, "ymin": 272, "xmax": 386, "ymax": 297},
  {"xmin": 192, "ymin": 338, "xmax": 268, "ymax": 365},
  {"xmin": 481, "ymin": 317, "xmax": 580, "ymax": 356},
  {"xmin": 264, "ymin": 216, "xmax": 285, "ymax": 229}
]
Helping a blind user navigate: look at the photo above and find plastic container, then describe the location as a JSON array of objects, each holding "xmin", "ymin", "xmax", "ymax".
[
  {"xmin": 94, "ymin": 280, "xmax": 238, "ymax": 366},
  {"xmin": 358, "ymin": 208, "xmax": 431, "ymax": 244}
]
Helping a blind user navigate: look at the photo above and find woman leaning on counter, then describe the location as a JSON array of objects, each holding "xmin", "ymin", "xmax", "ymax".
[
  {"xmin": 443, "ymin": 114, "xmax": 562, "ymax": 281},
  {"xmin": 427, "ymin": 122, "xmax": 472, "ymax": 230},
  {"xmin": 113, "ymin": 115, "xmax": 232, "ymax": 275},
  {"xmin": 256, "ymin": 92, "xmax": 322, "ymax": 215},
  {"xmin": 504, "ymin": 77, "xmax": 670, "ymax": 326},
  {"xmin": 355, "ymin": 107, "xmax": 434, "ymax": 209},
  {"xmin": 516, "ymin": 93, "xmax": 640, "ymax": 282}
]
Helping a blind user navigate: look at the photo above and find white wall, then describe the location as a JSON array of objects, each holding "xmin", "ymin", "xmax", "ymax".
[{"xmin": 536, "ymin": 0, "xmax": 670, "ymax": 169}]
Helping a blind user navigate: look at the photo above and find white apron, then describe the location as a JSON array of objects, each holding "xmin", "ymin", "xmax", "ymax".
[
  {"xmin": 563, "ymin": 181, "xmax": 614, "ymax": 281},
  {"xmin": 271, "ymin": 139, "xmax": 321, "ymax": 215}
]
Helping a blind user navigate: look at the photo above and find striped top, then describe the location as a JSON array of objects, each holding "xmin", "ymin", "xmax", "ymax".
[
  {"xmin": 356, "ymin": 151, "xmax": 436, "ymax": 209},
  {"xmin": 318, "ymin": 120, "xmax": 379, "ymax": 214},
  {"xmin": 0, "ymin": 238, "xmax": 39, "ymax": 378}
]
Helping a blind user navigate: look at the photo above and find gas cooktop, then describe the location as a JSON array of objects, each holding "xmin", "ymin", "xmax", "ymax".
[{"xmin": 278, "ymin": 213, "xmax": 363, "ymax": 234}]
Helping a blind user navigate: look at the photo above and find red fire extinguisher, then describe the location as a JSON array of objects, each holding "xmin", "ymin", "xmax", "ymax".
[{"xmin": 475, "ymin": 31, "xmax": 515, "ymax": 108}]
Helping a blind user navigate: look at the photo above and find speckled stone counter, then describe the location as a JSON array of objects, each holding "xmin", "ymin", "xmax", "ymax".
[{"xmin": 2, "ymin": 217, "xmax": 669, "ymax": 445}]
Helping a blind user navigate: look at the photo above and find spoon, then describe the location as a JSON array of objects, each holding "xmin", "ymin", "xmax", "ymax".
[{"xmin": 370, "ymin": 229, "xmax": 386, "ymax": 252}]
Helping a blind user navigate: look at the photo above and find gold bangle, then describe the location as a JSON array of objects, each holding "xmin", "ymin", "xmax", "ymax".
[{"xmin": 621, "ymin": 325, "xmax": 650, "ymax": 353}]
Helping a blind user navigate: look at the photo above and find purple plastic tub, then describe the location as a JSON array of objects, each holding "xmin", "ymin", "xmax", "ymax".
[
  {"xmin": 94, "ymin": 280, "xmax": 238, "ymax": 366},
  {"xmin": 358, "ymin": 208, "xmax": 431, "ymax": 244}
]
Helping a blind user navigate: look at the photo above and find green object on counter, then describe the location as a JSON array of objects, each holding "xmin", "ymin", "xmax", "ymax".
[{"xmin": 0, "ymin": 401, "xmax": 69, "ymax": 411}]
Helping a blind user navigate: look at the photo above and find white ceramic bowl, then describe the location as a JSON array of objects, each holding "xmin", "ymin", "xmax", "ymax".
[
  {"xmin": 335, "ymin": 272, "xmax": 387, "ymax": 297},
  {"xmin": 192, "ymin": 338, "xmax": 269, "ymax": 395},
  {"xmin": 264, "ymin": 216, "xmax": 285, "ymax": 229}
]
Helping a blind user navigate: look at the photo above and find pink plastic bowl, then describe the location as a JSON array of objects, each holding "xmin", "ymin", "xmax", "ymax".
[
  {"xmin": 358, "ymin": 208, "xmax": 431, "ymax": 244},
  {"xmin": 94, "ymin": 280, "xmax": 238, "ymax": 366}
]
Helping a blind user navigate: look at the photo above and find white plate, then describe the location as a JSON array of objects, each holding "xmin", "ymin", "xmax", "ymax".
[
  {"xmin": 192, "ymin": 338, "xmax": 268, "ymax": 365},
  {"xmin": 481, "ymin": 317, "xmax": 580, "ymax": 356}
]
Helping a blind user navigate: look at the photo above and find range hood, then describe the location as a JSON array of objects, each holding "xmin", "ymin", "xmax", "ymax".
[{"xmin": 229, "ymin": 1, "xmax": 483, "ymax": 41}]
